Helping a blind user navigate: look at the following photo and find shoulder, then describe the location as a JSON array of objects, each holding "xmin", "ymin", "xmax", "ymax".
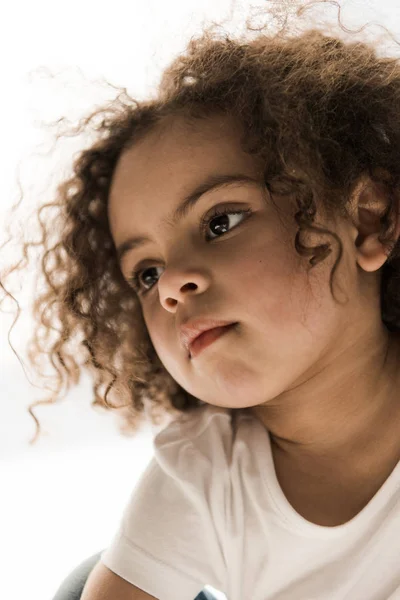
[{"xmin": 81, "ymin": 560, "xmax": 158, "ymax": 600}]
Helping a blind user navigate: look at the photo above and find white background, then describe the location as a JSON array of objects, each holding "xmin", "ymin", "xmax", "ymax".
[{"xmin": 1, "ymin": 1, "xmax": 399, "ymax": 599}]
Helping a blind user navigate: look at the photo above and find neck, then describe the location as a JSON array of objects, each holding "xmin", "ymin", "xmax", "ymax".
[{"xmin": 250, "ymin": 327, "xmax": 400, "ymax": 472}]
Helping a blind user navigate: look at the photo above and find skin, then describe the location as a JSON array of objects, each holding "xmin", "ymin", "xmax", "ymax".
[{"xmin": 108, "ymin": 113, "xmax": 400, "ymax": 525}]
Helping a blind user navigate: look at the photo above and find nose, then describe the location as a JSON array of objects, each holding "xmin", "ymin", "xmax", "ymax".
[{"xmin": 158, "ymin": 269, "xmax": 210, "ymax": 312}]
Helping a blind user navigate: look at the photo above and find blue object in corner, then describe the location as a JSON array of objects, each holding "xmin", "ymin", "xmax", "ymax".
[{"xmin": 194, "ymin": 590, "xmax": 220, "ymax": 600}]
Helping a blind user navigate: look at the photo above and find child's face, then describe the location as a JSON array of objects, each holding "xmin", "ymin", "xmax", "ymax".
[{"xmin": 108, "ymin": 113, "xmax": 379, "ymax": 410}]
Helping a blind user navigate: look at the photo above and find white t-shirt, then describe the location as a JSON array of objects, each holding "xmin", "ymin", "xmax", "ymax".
[{"xmin": 101, "ymin": 403, "xmax": 400, "ymax": 600}]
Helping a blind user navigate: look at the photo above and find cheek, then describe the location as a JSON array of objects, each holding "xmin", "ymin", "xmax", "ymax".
[
  {"xmin": 142, "ymin": 306, "xmax": 185, "ymax": 369},
  {"xmin": 140, "ymin": 306, "xmax": 163, "ymax": 357},
  {"xmin": 230, "ymin": 232, "xmax": 297, "ymax": 301},
  {"xmin": 235, "ymin": 233, "xmax": 339, "ymax": 337},
  {"xmin": 143, "ymin": 313, "xmax": 164, "ymax": 352}
]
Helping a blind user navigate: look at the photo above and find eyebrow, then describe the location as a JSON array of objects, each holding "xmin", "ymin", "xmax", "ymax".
[{"xmin": 115, "ymin": 172, "xmax": 263, "ymax": 265}]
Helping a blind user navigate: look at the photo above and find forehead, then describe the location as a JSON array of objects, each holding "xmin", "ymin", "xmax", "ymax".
[{"xmin": 107, "ymin": 113, "xmax": 264, "ymax": 232}]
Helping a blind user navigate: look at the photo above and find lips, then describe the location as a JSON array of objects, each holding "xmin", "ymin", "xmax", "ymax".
[
  {"xmin": 179, "ymin": 317, "xmax": 237, "ymax": 354},
  {"xmin": 189, "ymin": 323, "xmax": 236, "ymax": 358}
]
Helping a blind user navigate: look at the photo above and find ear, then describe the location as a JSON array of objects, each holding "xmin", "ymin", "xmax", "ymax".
[{"xmin": 347, "ymin": 172, "xmax": 400, "ymax": 273}]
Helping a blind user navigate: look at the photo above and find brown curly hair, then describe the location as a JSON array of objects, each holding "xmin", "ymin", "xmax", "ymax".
[{"xmin": 2, "ymin": 0, "xmax": 400, "ymax": 446}]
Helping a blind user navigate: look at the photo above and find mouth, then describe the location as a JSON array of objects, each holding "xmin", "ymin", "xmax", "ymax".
[{"xmin": 189, "ymin": 323, "xmax": 237, "ymax": 359}]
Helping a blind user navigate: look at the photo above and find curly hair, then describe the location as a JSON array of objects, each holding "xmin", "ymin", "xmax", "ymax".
[{"xmin": 2, "ymin": 0, "xmax": 400, "ymax": 446}]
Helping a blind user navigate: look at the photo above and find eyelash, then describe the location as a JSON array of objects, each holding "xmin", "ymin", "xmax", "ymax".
[{"xmin": 128, "ymin": 206, "xmax": 252, "ymax": 295}]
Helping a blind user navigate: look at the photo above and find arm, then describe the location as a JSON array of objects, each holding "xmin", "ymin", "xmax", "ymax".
[{"xmin": 80, "ymin": 560, "xmax": 158, "ymax": 600}]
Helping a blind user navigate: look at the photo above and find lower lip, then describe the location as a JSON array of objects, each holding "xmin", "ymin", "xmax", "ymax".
[{"xmin": 189, "ymin": 323, "xmax": 236, "ymax": 358}]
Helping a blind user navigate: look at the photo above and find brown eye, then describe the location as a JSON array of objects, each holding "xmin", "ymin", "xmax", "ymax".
[
  {"xmin": 129, "ymin": 266, "xmax": 163, "ymax": 295},
  {"xmin": 200, "ymin": 207, "xmax": 251, "ymax": 240}
]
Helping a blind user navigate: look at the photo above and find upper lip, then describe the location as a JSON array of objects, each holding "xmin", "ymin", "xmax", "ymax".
[{"xmin": 179, "ymin": 317, "xmax": 236, "ymax": 354}]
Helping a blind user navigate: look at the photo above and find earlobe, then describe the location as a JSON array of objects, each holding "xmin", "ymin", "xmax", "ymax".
[
  {"xmin": 355, "ymin": 233, "xmax": 389, "ymax": 272},
  {"xmin": 349, "ymin": 173, "xmax": 399, "ymax": 273}
]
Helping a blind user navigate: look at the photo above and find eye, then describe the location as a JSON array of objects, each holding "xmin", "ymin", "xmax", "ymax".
[
  {"xmin": 200, "ymin": 207, "xmax": 251, "ymax": 241},
  {"xmin": 128, "ymin": 207, "xmax": 252, "ymax": 295}
]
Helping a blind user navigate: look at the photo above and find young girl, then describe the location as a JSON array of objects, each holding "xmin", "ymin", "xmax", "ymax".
[{"xmin": 3, "ymin": 2, "xmax": 400, "ymax": 599}]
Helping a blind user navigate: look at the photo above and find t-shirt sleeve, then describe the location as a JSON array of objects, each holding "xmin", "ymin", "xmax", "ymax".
[{"xmin": 100, "ymin": 407, "xmax": 229, "ymax": 600}]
